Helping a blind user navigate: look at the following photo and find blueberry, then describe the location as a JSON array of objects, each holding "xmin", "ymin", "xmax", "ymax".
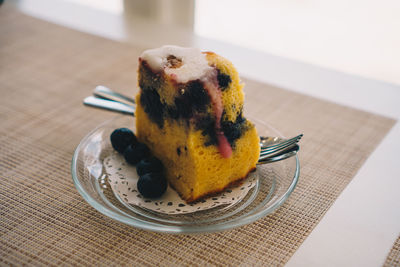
[
  {"xmin": 217, "ymin": 71, "xmax": 231, "ymax": 90},
  {"xmin": 123, "ymin": 142, "xmax": 150, "ymax": 165},
  {"xmin": 137, "ymin": 157, "xmax": 164, "ymax": 176},
  {"xmin": 137, "ymin": 173, "xmax": 167, "ymax": 198},
  {"xmin": 139, "ymin": 88, "xmax": 164, "ymax": 128},
  {"xmin": 110, "ymin": 128, "xmax": 137, "ymax": 153}
]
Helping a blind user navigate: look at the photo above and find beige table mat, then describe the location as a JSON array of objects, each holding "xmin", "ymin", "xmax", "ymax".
[
  {"xmin": 0, "ymin": 6, "xmax": 397, "ymax": 266},
  {"xmin": 384, "ymin": 235, "xmax": 400, "ymax": 267}
]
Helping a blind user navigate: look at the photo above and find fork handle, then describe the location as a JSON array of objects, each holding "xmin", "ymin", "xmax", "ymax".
[
  {"xmin": 83, "ymin": 96, "xmax": 135, "ymax": 115},
  {"xmin": 94, "ymin": 85, "xmax": 136, "ymax": 106}
]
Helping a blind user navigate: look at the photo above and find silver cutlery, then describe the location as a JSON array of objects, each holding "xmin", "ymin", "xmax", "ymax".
[
  {"xmin": 84, "ymin": 85, "xmax": 302, "ymax": 163},
  {"xmin": 94, "ymin": 85, "xmax": 136, "ymax": 106},
  {"xmin": 258, "ymin": 144, "xmax": 299, "ymax": 164},
  {"xmin": 259, "ymin": 134, "xmax": 302, "ymax": 160},
  {"xmin": 83, "ymin": 96, "xmax": 135, "ymax": 115}
]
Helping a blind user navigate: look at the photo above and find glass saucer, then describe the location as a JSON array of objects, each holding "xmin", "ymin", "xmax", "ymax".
[{"xmin": 71, "ymin": 115, "xmax": 299, "ymax": 234}]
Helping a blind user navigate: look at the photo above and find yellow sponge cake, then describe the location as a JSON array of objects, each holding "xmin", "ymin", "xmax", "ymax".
[{"xmin": 136, "ymin": 46, "xmax": 260, "ymax": 203}]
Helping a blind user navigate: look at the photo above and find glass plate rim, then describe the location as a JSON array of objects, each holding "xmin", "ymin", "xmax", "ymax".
[{"xmin": 71, "ymin": 115, "xmax": 300, "ymax": 234}]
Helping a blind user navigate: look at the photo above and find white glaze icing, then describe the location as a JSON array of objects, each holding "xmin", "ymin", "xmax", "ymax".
[{"xmin": 140, "ymin": 45, "xmax": 213, "ymax": 83}]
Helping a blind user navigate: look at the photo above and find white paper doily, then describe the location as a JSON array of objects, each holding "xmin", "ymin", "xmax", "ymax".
[{"xmin": 104, "ymin": 153, "xmax": 257, "ymax": 214}]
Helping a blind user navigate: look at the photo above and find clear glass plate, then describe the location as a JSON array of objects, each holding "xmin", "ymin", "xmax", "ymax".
[{"xmin": 71, "ymin": 115, "xmax": 300, "ymax": 234}]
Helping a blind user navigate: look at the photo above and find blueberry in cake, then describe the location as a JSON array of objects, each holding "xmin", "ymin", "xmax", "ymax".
[{"xmin": 135, "ymin": 45, "xmax": 260, "ymax": 203}]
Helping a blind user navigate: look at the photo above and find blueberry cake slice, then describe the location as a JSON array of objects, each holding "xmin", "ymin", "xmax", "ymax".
[{"xmin": 135, "ymin": 46, "xmax": 260, "ymax": 203}]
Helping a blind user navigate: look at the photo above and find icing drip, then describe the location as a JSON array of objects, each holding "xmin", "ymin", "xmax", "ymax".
[{"xmin": 202, "ymin": 70, "xmax": 232, "ymax": 158}]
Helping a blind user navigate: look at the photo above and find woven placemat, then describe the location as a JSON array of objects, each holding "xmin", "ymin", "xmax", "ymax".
[
  {"xmin": 0, "ymin": 6, "xmax": 396, "ymax": 266},
  {"xmin": 384, "ymin": 235, "xmax": 400, "ymax": 267}
]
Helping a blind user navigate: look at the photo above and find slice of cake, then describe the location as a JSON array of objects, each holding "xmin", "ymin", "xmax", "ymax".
[{"xmin": 135, "ymin": 45, "xmax": 260, "ymax": 203}]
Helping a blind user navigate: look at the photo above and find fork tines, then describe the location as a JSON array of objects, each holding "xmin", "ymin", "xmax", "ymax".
[{"xmin": 260, "ymin": 134, "xmax": 303, "ymax": 156}]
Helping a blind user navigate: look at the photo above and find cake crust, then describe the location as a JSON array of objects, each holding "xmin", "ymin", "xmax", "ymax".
[{"xmin": 182, "ymin": 167, "xmax": 256, "ymax": 203}]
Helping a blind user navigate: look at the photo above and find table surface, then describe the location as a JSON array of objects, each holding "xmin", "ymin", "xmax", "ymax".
[{"xmin": 7, "ymin": 1, "xmax": 400, "ymax": 266}]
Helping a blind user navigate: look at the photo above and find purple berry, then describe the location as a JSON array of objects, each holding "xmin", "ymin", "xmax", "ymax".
[
  {"xmin": 123, "ymin": 142, "xmax": 149, "ymax": 165},
  {"xmin": 136, "ymin": 157, "xmax": 164, "ymax": 176},
  {"xmin": 137, "ymin": 173, "xmax": 167, "ymax": 198},
  {"xmin": 110, "ymin": 128, "xmax": 137, "ymax": 153}
]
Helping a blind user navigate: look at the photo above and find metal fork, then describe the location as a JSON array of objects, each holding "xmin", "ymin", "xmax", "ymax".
[
  {"xmin": 258, "ymin": 144, "xmax": 299, "ymax": 164},
  {"xmin": 84, "ymin": 86, "xmax": 302, "ymax": 162},
  {"xmin": 259, "ymin": 134, "xmax": 303, "ymax": 159}
]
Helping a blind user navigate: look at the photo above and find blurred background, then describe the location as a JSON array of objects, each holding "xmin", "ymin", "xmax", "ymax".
[{"xmin": 10, "ymin": 0, "xmax": 400, "ymax": 85}]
